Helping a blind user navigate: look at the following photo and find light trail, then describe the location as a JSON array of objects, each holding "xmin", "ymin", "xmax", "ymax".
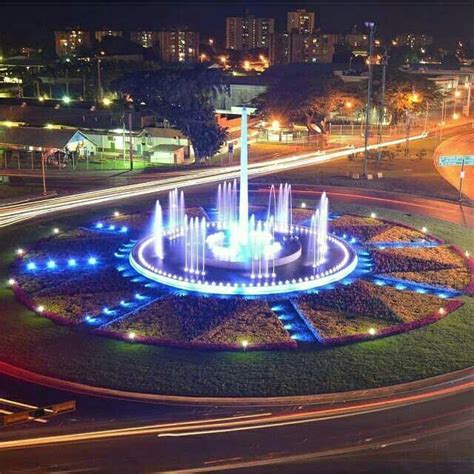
[
  {"xmin": 0, "ymin": 133, "xmax": 428, "ymax": 230},
  {"xmin": 0, "ymin": 375, "xmax": 470, "ymax": 451}
]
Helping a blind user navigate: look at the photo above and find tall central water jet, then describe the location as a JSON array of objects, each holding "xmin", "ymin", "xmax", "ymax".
[{"xmin": 239, "ymin": 106, "xmax": 249, "ymax": 244}]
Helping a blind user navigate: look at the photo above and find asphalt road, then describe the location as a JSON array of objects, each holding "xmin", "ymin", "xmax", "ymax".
[
  {"xmin": 433, "ymin": 131, "xmax": 474, "ymax": 201},
  {"xmin": 0, "ymin": 382, "xmax": 472, "ymax": 473}
]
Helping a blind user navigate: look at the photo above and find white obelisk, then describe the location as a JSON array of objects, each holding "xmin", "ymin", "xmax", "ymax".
[{"xmin": 239, "ymin": 106, "xmax": 249, "ymax": 244}]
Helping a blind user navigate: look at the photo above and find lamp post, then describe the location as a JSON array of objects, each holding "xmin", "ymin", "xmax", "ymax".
[
  {"xmin": 362, "ymin": 21, "xmax": 375, "ymax": 177},
  {"xmin": 377, "ymin": 50, "xmax": 388, "ymax": 161},
  {"xmin": 96, "ymin": 58, "xmax": 103, "ymax": 103},
  {"xmin": 465, "ymin": 81, "xmax": 471, "ymax": 117},
  {"xmin": 459, "ymin": 157, "xmax": 465, "ymax": 201},
  {"xmin": 41, "ymin": 151, "xmax": 47, "ymax": 196}
]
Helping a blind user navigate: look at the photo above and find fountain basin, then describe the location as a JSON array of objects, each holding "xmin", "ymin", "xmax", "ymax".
[{"xmin": 130, "ymin": 227, "xmax": 358, "ymax": 296}]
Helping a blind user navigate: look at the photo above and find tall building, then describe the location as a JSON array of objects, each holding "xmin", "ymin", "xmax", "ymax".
[
  {"xmin": 287, "ymin": 9, "xmax": 315, "ymax": 35},
  {"xmin": 269, "ymin": 32, "xmax": 337, "ymax": 65},
  {"xmin": 130, "ymin": 31, "xmax": 160, "ymax": 49},
  {"xmin": 157, "ymin": 29, "xmax": 199, "ymax": 62},
  {"xmin": 95, "ymin": 30, "xmax": 123, "ymax": 42},
  {"xmin": 394, "ymin": 33, "xmax": 434, "ymax": 49},
  {"xmin": 54, "ymin": 30, "xmax": 92, "ymax": 57},
  {"xmin": 225, "ymin": 15, "xmax": 275, "ymax": 50},
  {"xmin": 345, "ymin": 33, "xmax": 369, "ymax": 50}
]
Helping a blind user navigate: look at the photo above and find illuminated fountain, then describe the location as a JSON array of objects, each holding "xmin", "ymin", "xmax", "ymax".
[{"xmin": 130, "ymin": 108, "xmax": 357, "ymax": 295}]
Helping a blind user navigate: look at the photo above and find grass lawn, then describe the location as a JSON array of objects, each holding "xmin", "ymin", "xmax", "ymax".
[
  {"xmin": 0, "ymin": 183, "xmax": 42, "ymax": 202},
  {"xmin": 0, "ymin": 200, "xmax": 472, "ymax": 397}
]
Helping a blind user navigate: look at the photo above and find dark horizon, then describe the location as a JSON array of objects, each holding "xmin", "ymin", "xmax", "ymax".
[{"xmin": 1, "ymin": 1, "xmax": 473, "ymax": 47}]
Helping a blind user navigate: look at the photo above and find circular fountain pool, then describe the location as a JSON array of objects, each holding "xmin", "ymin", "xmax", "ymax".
[{"xmin": 130, "ymin": 221, "xmax": 358, "ymax": 296}]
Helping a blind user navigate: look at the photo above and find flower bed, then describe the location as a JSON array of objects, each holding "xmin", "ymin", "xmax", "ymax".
[
  {"xmin": 25, "ymin": 229, "xmax": 125, "ymax": 259},
  {"xmin": 322, "ymin": 300, "xmax": 463, "ymax": 346},
  {"xmin": 367, "ymin": 225, "xmax": 427, "ymax": 243},
  {"xmin": 15, "ymin": 266, "xmax": 135, "ymax": 297},
  {"xmin": 330, "ymin": 215, "xmax": 389, "ymax": 241},
  {"xmin": 98, "ymin": 296, "xmax": 295, "ymax": 349},
  {"xmin": 31, "ymin": 292, "xmax": 133, "ymax": 325},
  {"xmin": 292, "ymin": 208, "xmax": 316, "ymax": 224},
  {"xmin": 297, "ymin": 280, "xmax": 445, "ymax": 325},
  {"xmin": 293, "ymin": 306, "xmax": 394, "ymax": 339},
  {"xmin": 372, "ymin": 245, "xmax": 467, "ymax": 274},
  {"xmin": 452, "ymin": 245, "xmax": 474, "ymax": 295},
  {"xmin": 382, "ymin": 269, "xmax": 470, "ymax": 291}
]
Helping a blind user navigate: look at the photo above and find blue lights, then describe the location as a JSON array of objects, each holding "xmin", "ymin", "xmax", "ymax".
[
  {"xmin": 26, "ymin": 262, "xmax": 37, "ymax": 270},
  {"xmin": 96, "ymin": 222, "xmax": 104, "ymax": 229},
  {"xmin": 47, "ymin": 259, "xmax": 56, "ymax": 269},
  {"xmin": 395, "ymin": 284, "xmax": 407, "ymax": 290},
  {"xmin": 68, "ymin": 258, "xmax": 77, "ymax": 267},
  {"xmin": 88, "ymin": 257, "xmax": 98, "ymax": 265},
  {"xmin": 109, "ymin": 225, "xmax": 115, "ymax": 230},
  {"xmin": 120, "ymin": 226, "xmax": 128, "ymax": 233}
]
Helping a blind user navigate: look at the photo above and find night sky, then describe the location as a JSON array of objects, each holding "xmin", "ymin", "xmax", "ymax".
[{"xmin": 1, "ymin": 1, "xmax": 473, "ymax": 46}]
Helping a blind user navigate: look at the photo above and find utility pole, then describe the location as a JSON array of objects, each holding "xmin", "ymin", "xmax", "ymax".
[
  {"xmin": 363, "ymin": 21, "xmax": 375, "ymax": 177},
  {"xmin": 377, "ymin": 49, "xmax": 388, "ymax": 161},
  {"xmin": 97, "ymin": 58, "xmax": 103, "ymax": 103},
  {"xmin": 41, "ymin": 152, "xmax": 47, "ymax": 196},
  {"xmin": 129, "ymin": 111, "xmax": 133, "ymax": 171},
  {"xmin": 465, "ymin": 82, "xmax": 471, "ymax": 116},
  {"xmin": 458, "ymin": 157, "xmax": 465, "ymax": 201},
  {"xmin": 122, "ymin": 115, "xmax": 126, "ymax": 165}
]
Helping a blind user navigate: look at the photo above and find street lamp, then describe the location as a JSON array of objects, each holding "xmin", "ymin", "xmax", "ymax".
[
  {"xmin": 102, "ymin": 97, "xmax": 112, "ymax": 106},
  {"xmin": 362, "ymin": 21, "xmax": 376, "ymax": 177},
  {"xmin": 62, "ymin": 95, "xmax": 71, "ymax": 104}
]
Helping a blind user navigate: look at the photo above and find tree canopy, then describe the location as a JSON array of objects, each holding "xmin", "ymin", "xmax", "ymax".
[
  {"xmin": 374, "ymin": 69, "xmax": 443, "ymax": 123},
  {"xmin": 113, "ymin": 66, "xmax": 229, "ymax": 162},
  {"xmin": 256, "ymin": 66, "xmax": 364, "ymax": 131}
]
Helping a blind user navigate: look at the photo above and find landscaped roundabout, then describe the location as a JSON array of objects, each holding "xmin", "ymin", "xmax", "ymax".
[{"xmin": 1, "ymin": 183, "xmax": 473, "ymax": 398}]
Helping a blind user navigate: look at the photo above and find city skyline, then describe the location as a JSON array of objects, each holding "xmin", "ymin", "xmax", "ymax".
[{"xmin": 0, "ymin": 1, "xmax": 473, "ymax": 46}]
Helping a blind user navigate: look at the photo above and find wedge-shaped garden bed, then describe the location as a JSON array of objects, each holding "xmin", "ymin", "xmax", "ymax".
[
  {"xmin": 98, "ymin": 296, "xmax": 295, "ymax": 350},
  {"xmin": 330, "ymin": 215, "xmax": 389, "ymax": 241},
  {"xmin": 372, "ymin": 246, "xmax": 467, "ymax": 274},
  {"xmin": 367, "ymin": 225, "xmax": 428, "ymax": 243},
  {"xmin": 297, "ymin": 280, "xmax": 446, "ymax": 325},
  {"xmin": 32, "ymin": 292, "xmax": 134, "ymax": 325},
  {"xmin": 381, "ymin": 269, "xmax": 470, "ymax": 291}
]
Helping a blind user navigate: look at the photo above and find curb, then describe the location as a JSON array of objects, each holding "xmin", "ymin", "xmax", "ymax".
[{"xmin": 0, "ymin": 361, "xmax": 472, "ymax": 407}]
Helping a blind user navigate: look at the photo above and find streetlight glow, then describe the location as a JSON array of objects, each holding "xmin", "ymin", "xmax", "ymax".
[
  {"xmin": 271, "ymin": 120, "xmax": 280, "ymax": 132},
  {"xmin": 62, "ymin": 95, "xmax": 71, "ymax": 104}
]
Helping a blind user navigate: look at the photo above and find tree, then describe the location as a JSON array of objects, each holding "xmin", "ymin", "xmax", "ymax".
[
  {"xmin": 375, "ymin": 70, "xmax": 442, "ymax": 124},
  {"xmin": 256, "ymin": 65, "xmax": 363, "ymax": 132},
  {"xmin": 113, "ymin": 66, "xmax": 229, "ymax": 162},
  {"xmin": 441, "ymin": 54, "xmax": 461, "ymax": 70}
]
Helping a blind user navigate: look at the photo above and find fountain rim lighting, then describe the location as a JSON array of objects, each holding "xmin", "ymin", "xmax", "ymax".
[{"xmin": 129, "ymin": 231, "xmax": 358, "ymax": 296}]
